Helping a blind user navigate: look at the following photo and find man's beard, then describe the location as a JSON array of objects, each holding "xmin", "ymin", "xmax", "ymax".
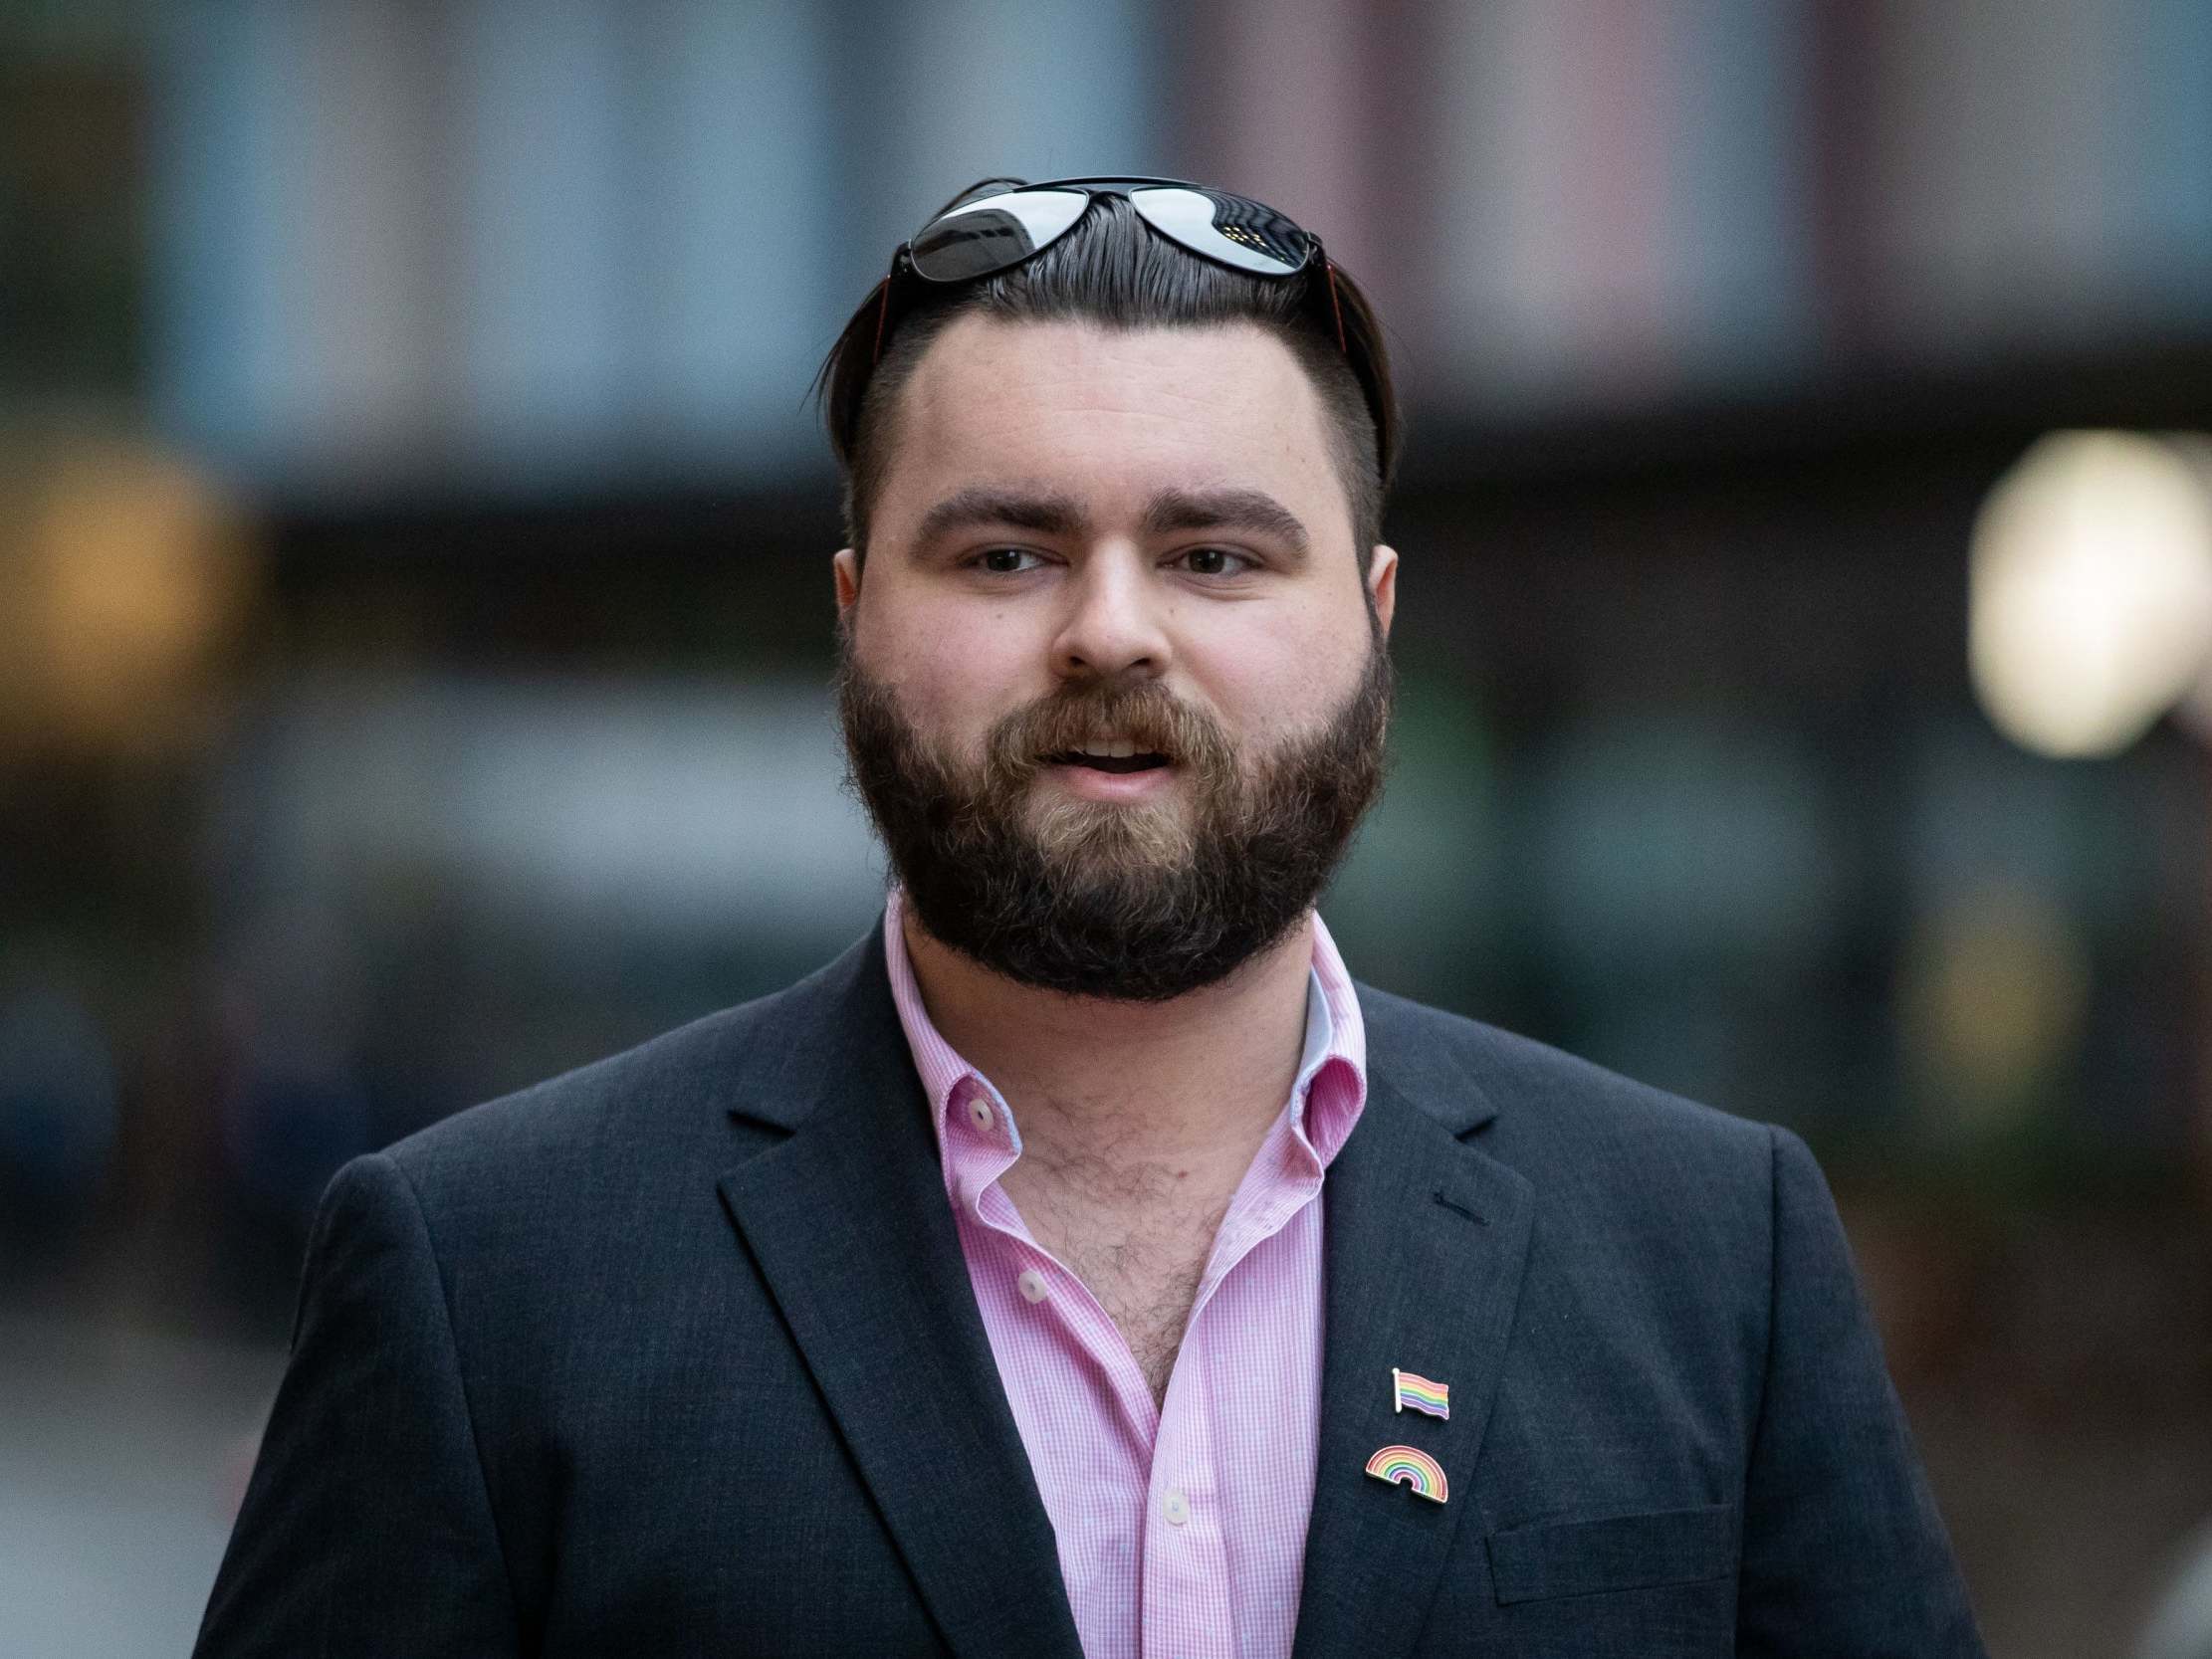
[{"xmin": 835, "ymin": 621, "xmax": 1392, "ymax": 1001}]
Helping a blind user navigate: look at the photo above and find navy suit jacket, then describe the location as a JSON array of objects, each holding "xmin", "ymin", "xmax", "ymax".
[{"xmin": 196, "ymin": 927, "xmax": 1987, "ymax": 1656}]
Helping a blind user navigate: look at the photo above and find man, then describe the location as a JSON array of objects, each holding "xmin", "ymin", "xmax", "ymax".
[{"xmin": 196, "ymin": 177, "xmax": 1987, "ymax": 1657}]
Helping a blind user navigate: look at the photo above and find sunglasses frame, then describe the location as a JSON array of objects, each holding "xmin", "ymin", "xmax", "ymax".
[{"xmin": 870, "ymin": 175, "xmax": 1348, "ymax": 366}]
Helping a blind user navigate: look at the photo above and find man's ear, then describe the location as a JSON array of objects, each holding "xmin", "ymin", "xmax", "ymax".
[
  {"xmin": 1366, "ymin": 544, "xmax": 1399, "ymax": 639},
  {"xmin": 833, "ymin": 547, "xmax": 861, "ymax": 615}
]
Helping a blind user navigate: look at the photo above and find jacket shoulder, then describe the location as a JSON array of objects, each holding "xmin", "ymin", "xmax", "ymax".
[
  {"xmin": 1360, "ymin": 987, "xmax": 1787, "ymax": 1349},
  {"xmin": 375, "ymin": 936, "xmax": 872, "ymax": 1204},
  {"xmin": 1357, "ymin": 982, "xmax": 1777, "ymax": 1168}
]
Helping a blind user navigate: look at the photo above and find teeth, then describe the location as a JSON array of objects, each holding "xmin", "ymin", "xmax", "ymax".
[{"xmin": 1076, "ymin": 738, "xmax": 1140, "ymax": 759}]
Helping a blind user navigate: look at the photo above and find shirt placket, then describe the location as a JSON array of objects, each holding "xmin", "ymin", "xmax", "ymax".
[
  {"xmin": 1144, "ymin": 1336, "xmax": 1232, "ymax": 1659},
  {"xmin": 952, "ymin": 1077, "xmax": 1164, "ymax": 1457},
  {"xmin": 1138, "ymin": 1103, "xmax": 1326, "ymax": 1659},
  {"xmin": 944, "ymin": 1065, "xmax": 1335, "ymax": 1659}
]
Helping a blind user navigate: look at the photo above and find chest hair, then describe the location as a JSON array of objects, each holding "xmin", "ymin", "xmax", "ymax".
[{"xmin": 1004, "ymin": 1151, "xmax": 1237, "ymax": 1408}]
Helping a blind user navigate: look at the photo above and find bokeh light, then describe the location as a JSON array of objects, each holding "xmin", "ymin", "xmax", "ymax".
[
  {"xmin": 0, "ymin": 437, "xmax": 259, "ymax": 759},
  {"xmin": 1969, "ymin": 430, "xmax": 2212, "ymax": 760}
]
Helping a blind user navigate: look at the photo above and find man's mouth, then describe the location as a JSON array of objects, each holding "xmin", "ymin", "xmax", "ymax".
[{"xmin": 1047, "ymin": 742, "xmax": 1172, "ymax": 775}]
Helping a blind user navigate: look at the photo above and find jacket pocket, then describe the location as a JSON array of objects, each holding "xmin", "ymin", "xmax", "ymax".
[{"xmin": 1485, "ymin": 1502, "xmax": 1739, "ymax": 1604}]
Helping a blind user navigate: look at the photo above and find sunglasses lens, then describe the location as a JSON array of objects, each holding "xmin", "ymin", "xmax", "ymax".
[
  {"xmin": 908, "ymin": 188, "xmax": 1091, "ymax": 282},
  {"xmin": 1130, "ymin": 186, "xmax": 1311, "ymax": 276}
]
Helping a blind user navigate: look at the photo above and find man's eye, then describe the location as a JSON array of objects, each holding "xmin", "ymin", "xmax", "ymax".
[
  {"xmin": 977, "ymin": 547, "xmax": 1041, "ymax": 574},
  {"xmin": 1177, "ymin": 546, "xmax": 1251, "ymax": 576}
]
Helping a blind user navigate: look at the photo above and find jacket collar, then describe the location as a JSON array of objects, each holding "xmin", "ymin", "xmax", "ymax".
[
  {"xmin": 717, "ymin": 924, "xmax": 1086, "ymax": 1658},
  {"xmin": 1292, "ymin": 994, "xmax": 1530, "ymax": 1657}
]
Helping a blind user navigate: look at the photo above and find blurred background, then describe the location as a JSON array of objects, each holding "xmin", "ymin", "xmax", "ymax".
[{"xmin": 4, "ymin": 1, "xmax": 2211, "ymax": 1654}]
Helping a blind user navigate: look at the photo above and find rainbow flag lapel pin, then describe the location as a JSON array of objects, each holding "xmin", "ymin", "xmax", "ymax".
[
  {"xmin": 1392, "ymin": 1366, "xmax": 1450, "ymax": 1420},
  {"xmin": 1365, "ymin": 1444, "xmax": 1448, "ymax": 1504}
]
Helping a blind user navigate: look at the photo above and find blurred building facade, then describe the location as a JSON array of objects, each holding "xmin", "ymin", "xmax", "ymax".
[{"xmin": 133, "ymin": 0, "xmax": 2212, "ymax": 495}]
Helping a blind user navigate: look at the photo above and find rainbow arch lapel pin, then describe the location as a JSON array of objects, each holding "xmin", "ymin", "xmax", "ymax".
[
  {"xmin": 1392, "ymin": 1366, "xmax": 1449, "ymax": 1419},
  {"xmin": 1365, "ymin": 1445, "xmax": 1448, "ymax": 1504}
]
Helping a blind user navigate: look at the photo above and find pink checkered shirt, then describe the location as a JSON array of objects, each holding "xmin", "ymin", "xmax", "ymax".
[{"xmin": 882, "ymin": 889, "xmax": 1369, "ymax": 1659}]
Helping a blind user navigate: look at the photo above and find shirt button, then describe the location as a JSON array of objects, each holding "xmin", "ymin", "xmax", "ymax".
[
  {"xmin": 967, "ymin": 1097, "xmax": 995, "ymax": 1133},
  {"xmin": 1163, "ymin": 1489, "xmax": 1190, "ymax": 1526},
  {"xmin": 1017, "ymin": 1269, "xmax": 1048, "ymax": 1304}
]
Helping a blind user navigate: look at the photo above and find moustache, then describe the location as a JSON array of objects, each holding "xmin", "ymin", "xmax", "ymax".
[{"xmin": 983, "ymin": 681, "xmax": 1238, "ymax": 790}]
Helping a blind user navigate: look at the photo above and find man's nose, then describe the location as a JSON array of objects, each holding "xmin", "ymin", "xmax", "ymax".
[{"xmin": 1050, "ymin": 554, "xmax": 1172, "ymax": 682}]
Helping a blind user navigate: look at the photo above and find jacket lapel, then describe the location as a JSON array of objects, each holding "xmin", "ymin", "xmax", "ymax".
[
  {"xmin": 1292, "ymin": 990, "xmax": 1536, "ymax": 1659},
  {"xmin": 715, "ymin": 929, "xmax": 1085, "ymax": 1659}
]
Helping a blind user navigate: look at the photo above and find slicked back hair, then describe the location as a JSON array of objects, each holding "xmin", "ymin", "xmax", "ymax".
[{"xmin": 817, "ymin": 180, "xmax": 1400, "ymax": 567}]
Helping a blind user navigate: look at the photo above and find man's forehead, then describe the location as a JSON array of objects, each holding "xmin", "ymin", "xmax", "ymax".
[{"xmin": 878, "ymin": 315, "xmax": 1343, "ymax": 524}]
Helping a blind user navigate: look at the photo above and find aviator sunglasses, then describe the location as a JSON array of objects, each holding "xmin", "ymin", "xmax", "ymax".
[{"xmin": 872, "ymin": 174, "xmax": 1349, "ymax": 361}]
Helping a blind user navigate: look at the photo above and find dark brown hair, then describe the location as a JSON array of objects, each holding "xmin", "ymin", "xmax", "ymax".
[{"xmin": 817, "ymin": 180, "xmax": 1401, "ymax": 562}]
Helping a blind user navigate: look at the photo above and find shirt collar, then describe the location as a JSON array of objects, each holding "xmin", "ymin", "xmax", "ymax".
[{"xmin": 882, "ymin": 887, "xmax": 1369, "ymax": 1173}]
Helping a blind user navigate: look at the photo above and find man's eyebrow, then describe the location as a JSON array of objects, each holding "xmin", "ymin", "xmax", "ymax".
[
  {"xmin": 1141, "ymin": 487, "xmax": 1311, "ymax": 557},
  {"xmin": 912, "ymin": 487, "xmax": 1090, "ymax": 546}
]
